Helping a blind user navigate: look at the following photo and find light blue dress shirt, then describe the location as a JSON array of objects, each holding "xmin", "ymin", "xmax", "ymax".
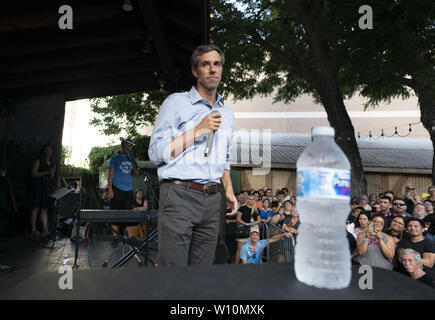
[{"xmin": 148, "ymin": 86, "xmax": 235, "ymax": 184}]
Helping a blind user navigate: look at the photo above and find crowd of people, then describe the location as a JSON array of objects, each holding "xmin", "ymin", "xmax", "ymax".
[{"xmin": 226, "ymin": 185, "xmax": 435, "ymax": 289}]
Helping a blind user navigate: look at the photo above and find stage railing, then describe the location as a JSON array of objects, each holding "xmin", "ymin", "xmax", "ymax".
[{"xmin": 263, "ymin": 223, "xmax": 295, "ymax": 264}]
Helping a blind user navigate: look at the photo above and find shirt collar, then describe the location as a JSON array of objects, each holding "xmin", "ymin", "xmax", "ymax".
[{"xmin": 189, "ymin": 86, "xmax": 224, "ymax": 108}]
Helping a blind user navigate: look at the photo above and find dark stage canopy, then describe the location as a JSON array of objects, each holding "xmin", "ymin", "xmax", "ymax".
[{"xmin": 0, "ymin": 0, "xmax": 210, "ymax": 100}]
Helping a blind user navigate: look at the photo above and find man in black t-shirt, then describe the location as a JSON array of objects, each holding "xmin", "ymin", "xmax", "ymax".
[{"xmin": 395, "ymin": 218, "xmax": 435, "ymax": 275}]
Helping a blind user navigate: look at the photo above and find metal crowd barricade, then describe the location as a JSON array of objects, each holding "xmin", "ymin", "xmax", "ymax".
[{"xmin": 263, "ymin": 223, "xmax": 295, "ymax": 263}]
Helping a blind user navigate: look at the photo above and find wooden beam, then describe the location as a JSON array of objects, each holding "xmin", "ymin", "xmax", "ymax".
[
  {"xmin": 0, "ymin": 72, "xmax": 160, "ymax": 101},
  {"xmin": 0, "ymin": 18, "xmax": 144, "ymax": 57},
  {"xmin": 1, "ymin": 43, "xmax": 158, "ymax": 76},
  {"xmin": 0, "ymin": 58, "xmax": 156, "ymax": 90},
  {"xmin": 0, "ymin": 2, "xmax": 129, "ymax": 33}
]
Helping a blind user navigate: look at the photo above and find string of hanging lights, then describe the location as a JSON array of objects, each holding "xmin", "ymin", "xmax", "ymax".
[{"xmin": 357, "ymin": 121, "xmax": 421, "ymax": 139}]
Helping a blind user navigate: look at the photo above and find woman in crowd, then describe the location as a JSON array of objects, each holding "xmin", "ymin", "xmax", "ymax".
[
  {"xmin": 290, "ymin": 195, "xmax": 297, "ymax": 208},
  {"xmin": 369, "ymin": 194, "xmax": 378, "ymax": 207},
  {"xmin": 259, "ymin": 198, "xmax": 274, "ymax": 225},
  {"xmin": 423, "ymin": 200, "xmax": 434, "ymax": 215},
  {"xmin": 133, "ymin": 189, "xmax": 148, "ymax": 211},
  {"xmin": 371, "ymin": 203, "xmax": 381, "ymax": 215},
  {"xmin": 235, "ymin": 195, "xmax": 261, "ymax": 264},
  {"xmin": 385, "ymin": 216, "xmax": 407, "ymax": 244},
  {"xmin": 357, "ymin": 215, "xmax": 395, "ymax": 270},
  {"xmin": 422, "ymin": 186, "xmax": 435, "ymax": 202},
  {"xmin": 424, "ymin": 214, "xmax": 435, "ymax": 242},
  {"xmin": 347, "ymin": 211, "xmax": 371, "ymax": 239},
  {"xmin": 282, "ymin": 208, "xmax": 300, "ymax": 239},
  {"xmin": 29, "ymin": 144, "xmax": 56, "ymax": 237}
]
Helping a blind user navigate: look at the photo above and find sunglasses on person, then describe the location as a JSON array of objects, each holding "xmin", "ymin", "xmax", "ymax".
[
  {"xmin": 407, "ymin": 187, "xmax": 415, "ymax": 190},
  {"xmin": 393, "ymin": 202, "xmax": 405, "ymax": 206}
]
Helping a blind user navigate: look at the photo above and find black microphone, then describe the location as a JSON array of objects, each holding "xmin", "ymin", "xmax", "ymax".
[{"xmin": 204, "ymin": 110, "xmax": 220, "ymax": 158}]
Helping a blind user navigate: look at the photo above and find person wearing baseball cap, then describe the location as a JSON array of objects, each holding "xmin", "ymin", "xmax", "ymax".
[{"xmin": 240, "ymin": 225, "xmax": 291, "ymax": 264}]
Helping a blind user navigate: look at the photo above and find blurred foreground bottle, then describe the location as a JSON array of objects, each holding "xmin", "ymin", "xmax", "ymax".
[{"xmin": 295, "ymin": 126, "xmax": 351, "ymax": 289}]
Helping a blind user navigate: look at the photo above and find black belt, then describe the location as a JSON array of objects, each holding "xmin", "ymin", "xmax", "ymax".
[{"xmin": 163, "ymin": 180, "xmax": 221, "ymax": 194}]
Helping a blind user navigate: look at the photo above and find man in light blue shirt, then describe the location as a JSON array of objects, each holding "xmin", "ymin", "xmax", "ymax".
[
  {"xmin": 148, "ymin": 44, "xmax": 238, "ymax": 266},
  {"xmin": 241, "ymin": 225, "xmax": 291, "ymax": 264}
]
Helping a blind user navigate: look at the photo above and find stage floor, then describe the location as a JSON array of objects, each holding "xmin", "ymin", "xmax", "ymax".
[{"xmin": 0, "ymin": 235, "xmax": 433, "ymax": 300}]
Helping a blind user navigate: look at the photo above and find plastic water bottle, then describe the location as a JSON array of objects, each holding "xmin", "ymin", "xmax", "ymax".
[
  {"xmin": 294, "ymin": 126, "xmax": 351, "ymax": 289},
  {"xmin": 62, "ymin": 255, "xmax": 69, "ymax": 265}
]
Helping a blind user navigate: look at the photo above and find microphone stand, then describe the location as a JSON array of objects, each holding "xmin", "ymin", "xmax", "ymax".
[{"xmin": 73, "ymin": 182, "xmax": 83, "ymax": 269}]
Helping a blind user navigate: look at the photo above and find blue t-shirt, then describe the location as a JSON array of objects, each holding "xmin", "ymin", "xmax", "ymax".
[
  {"xmin": 109, "ymin": 153, "xmax": 135, "ymax": 191},
  {"xmin": 260, "ymin": 208, "xmax": 274, "ymax": 221},
  {"xmin": 240, "ymin": 239, "xmax": 268, "ymax": 264}
]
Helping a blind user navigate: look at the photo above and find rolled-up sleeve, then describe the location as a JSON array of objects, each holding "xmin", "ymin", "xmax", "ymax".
[{"xmin": 148, "ymin": 96, "xmax": 179, "ymax": 165}]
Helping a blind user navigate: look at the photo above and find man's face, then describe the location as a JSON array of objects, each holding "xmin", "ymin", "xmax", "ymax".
[
  {"xmin": 380, "ymin": 199, "xmax": 391, "ymax": 211},
  {"xmin": 392, "ymin": 200, "xmax": 407, "ymax": 214},
  {"xmin": 278, "ymin": 194, "xmax": 285, "ymax": 203},
  {"xmin": 250, "ymin": 232, "xmax": 260, "ymax": 243},
  {"xmin": 407, "ymin": 221, "xmax": 423, "ymax": 237},
  {"xmin": 254, "ymin": 193, "xmax": 259, "ymax": 201},
  {"xmin": 192, "ymin": 50, "xmax": 223, "ymax": 91},
  {"xmin": 413, "ymin": 204, "xmax": 426, "ymax": 218},
  {"xmin": 266, "ymin": 190, "xmax": 272, "ymax": 197},
  {"xmin": 121, "ymin": 142, "xmax": 131, "ymax": 154},
  {"xmin": 373, "ymin": 203, "xmax": 381, "ymax": 211},
  {"xmin": 402, "ymin": 254, "xmax": 419, "ymax": 273}
]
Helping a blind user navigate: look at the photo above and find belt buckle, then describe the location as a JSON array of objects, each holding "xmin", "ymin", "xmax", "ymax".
[{"xmin": 203, "ymin": 183, "xmax": 211, "ymax": 194}]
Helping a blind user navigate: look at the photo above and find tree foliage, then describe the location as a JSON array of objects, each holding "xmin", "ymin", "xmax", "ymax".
[
  {"xmin": 212, "ymin": 0, "xmax": 369, "ymax": 195},
  {"xmin": 89, "ymin": 90, "xmax": 167, "ymax": 138}
]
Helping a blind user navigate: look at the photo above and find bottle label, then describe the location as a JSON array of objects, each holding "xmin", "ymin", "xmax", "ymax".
[{"xmin": 297, "ymin": 167, "xmax": 350, "ymax": 199}]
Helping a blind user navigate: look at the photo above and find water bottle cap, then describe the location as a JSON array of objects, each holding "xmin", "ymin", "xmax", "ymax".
[{"xmin": 312, "ymin": 126, "xmax": 335, "ymax": 137}]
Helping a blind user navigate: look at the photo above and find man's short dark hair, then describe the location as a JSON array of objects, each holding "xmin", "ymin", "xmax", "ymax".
[
  {"xmin": 282, "ymin": 187, "xmax": 288, "ymax": 192},
  {"xmin": 271, "ymin": 200, "xmax": 279, "ymax": 208},
  {"xmin": 380, "ymin": 196, "xmax": 391, "ymax": 203},
  {"xmin": 253, "ymin": 191, "xmax": 260, "ymax": 196},
  {"xmin": 191, "ymin": 44, "xmax": 225, "ymax": 69},
  {"xmin": 406, "ymin": 217, "xmax": 424, "ymax": 227},
  {"xmin": 277, "ymin": 191, "xmax": 285, "ymax": 196}
]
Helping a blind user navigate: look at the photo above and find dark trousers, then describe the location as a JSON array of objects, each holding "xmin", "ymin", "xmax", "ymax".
[{"xmin": 158, "ymin": 182, "xmax": 222, "ymax": 266}]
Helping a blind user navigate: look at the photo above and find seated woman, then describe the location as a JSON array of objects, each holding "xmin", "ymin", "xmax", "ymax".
[
  {"xmin": 356, "ymin": 215, "xmax": 395, "ymax": 270},
  {"xmin": 130, "ymin": 189, "xmax": 149, "ymax": 237},
  {"xmin": 133, "ymin": 189, "xmax": 148, "ymax": 211}
]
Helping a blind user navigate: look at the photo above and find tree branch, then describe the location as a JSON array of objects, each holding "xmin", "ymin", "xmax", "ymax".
[{"xmin": 249, "ymin": 29, "xmax": 319, "ymax": 88}]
